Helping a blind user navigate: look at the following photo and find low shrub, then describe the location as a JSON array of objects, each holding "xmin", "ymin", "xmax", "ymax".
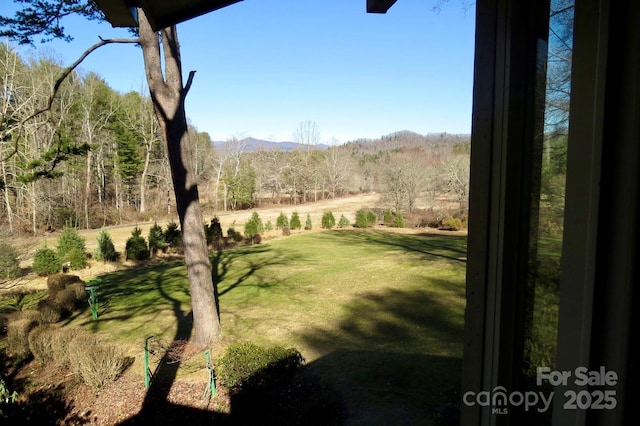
[
  {"xmin": 6, "ymin": 312, "xmax": 40, "ymax": 357},
  {"xmin": 264, "ymin": 220, "xmax": 274, "ymax": 232},
  {"xmin": 46, "ymin": 273, "xmax": 82, "ymax": 296},
  {"xmin": 304, "ymin": 214, "xmax": 312, "ymax": 230},
  {"xmin": 32, "ymin": 246, "xmax": 61, "ymax": 276},
  {"xmin": 215, "ymin": 342, "xmax": 304, "ymax": 392},
  {"xmin": 28, "ymin": 324, "xmax": 55, "ymax": 364},
  {"xmin": 67, "ymin": 334, "xmax": 127, "ymax": 390},
  {"xmin": 54, "ymin": 288, "xmax": 83, "ymax": 313},
  {"xmin": 51, "ymin": 326, "xmax": 85, "ymax": 368},
  {"xmin": 37, "ymin": 299, "xmax": 62, "ymax": 324},
  {"xmin": 440, "ymin": 217, "xmax": 463, "ymax": 231}
]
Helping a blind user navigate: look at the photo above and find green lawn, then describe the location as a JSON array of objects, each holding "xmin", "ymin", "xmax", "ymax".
[{"xmin": 72, "ymin": 229, "xmax": 468, "ymax": 424}]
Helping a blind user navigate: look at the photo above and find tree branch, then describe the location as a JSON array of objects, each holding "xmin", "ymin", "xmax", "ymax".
[
  {"xmin": 184, "ymin": 71, "xmax": 196, "ymax": 97},
  {"xmin": 2, "ymin": 36, "xmax": 140, "ymax": 162}
]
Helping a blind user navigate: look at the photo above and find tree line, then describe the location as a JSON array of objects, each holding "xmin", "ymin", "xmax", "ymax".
[{"xmin": 1, "ymin": 43, "xmax": 471, "ymax": 236}]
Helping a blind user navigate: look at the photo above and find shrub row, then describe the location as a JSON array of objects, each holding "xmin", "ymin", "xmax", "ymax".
[
  {"xmin": 7, "ymin": 313, "xmax": 127, "ymax": 390},
  {"xmin": 28, "ymin": 326, "xmax": 127, "ymax": 390}
]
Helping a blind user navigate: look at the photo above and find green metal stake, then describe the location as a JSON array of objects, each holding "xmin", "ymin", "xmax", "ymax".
[
  {"xmin": 205, "ymin": 350, "xmax": 216, "ymax": 397},
  {"xmin": 85, "ymin": 279, "xmax": 101, "ymax": 320},
  {"xmin": 144, "ymin": 335, "xmax": 154, "ymax": 388}
]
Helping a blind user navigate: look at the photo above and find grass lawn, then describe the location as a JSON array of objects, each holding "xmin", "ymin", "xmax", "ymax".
[{"xmin": 67, "ymin": 228, "xmax": 467, "ymax": 424}]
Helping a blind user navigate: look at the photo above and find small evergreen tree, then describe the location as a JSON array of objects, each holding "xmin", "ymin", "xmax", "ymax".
[
  {"xmin": 125, "ymin": 227, "xmax": 150, "ymax": 261},
  {"xmin": 244, "ymin": 212, "xmax": 263, "ymax": 244},
  {"xmin": 392, "ymin": 212, "xmax": 405, "ymax": 228},
  {"xmin": 304, "ymin": 214, "xmax": 313, "ymax": 230},
  {"xmin": 57, "ymin": 227, "xmax": 87, "ymax": 270},
  {"xmin": 148, "ymin": 223, "xmax": 167, "ymax": 257},
  {"xmin": 94, "ymin": 228, "xmax": 118, "ymax": 262},
  {"xmin": 355, "ymin": 209, "xmax": 378, "ymax": 228},
  {"xmin": 338, "ymin": 214, "xmax": 350, "ymax": 228},
  {"xmin": 383, "ymin": 210, "xmax": 395, "ymax": 226},
  {"xmin": 204, "ymin": 217, "xmax": 223, "ymax": 245},
  {"xmin": 0, "ymin": 239, "xmax": 21, "ymax": 279},
  {"xmin": 32, "ymin": 246, "xmax": 61, "ymax": 276},
  {"xmin": 367, "ymin": 210, "xmax": 378, "ymax": 226},
  {"xmin": 276, "ymin": 212, "xmax": 289, "ymax": 229},
  {"xmin": 264, "ymin": 220, "xmax": 274, "ymax": 231},
  {"xmin": 290, "ymin": 211, "xmax": 301, "ymax": 230},
  {"xmin": 321, "ymin": 211, "xmax": 336, "ymax": 229},
  {"xmin": 164, "ymin": 221, "xmax": 182, "ymax": 249}
]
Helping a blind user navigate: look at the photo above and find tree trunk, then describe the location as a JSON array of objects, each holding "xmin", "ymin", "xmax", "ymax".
[
  {"xmin": 1, "ymin": 159, "xmax": 13, "ymax": 233},
  {"xmin": 84, "ymin": 150, "xmax": 92, "ymax": 228},
  {"xmin": 138, "ymin": 11, "xmax": 220, "ymax": 347},
  {"xmin": 139, "ymin": 140, "xmax": 151, "ymax": 214}
]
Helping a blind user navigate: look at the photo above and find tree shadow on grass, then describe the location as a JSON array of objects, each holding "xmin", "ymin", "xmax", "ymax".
[
  {"xmin": 324, "ymin": 229, "xmax": 467, "ymax": 265},
  {"xmin": 298, "ymin": 282, "xmax": 464, "ymax": 425}
]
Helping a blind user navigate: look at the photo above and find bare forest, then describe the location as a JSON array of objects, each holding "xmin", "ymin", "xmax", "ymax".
[{"xmin": 1, "ymin": 44, "xmax": 471, "ymax": 238}]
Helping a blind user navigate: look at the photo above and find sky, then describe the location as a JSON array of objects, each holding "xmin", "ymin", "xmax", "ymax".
[{"xmin": 2, "ymin": 0, "xmax": 476, "ymax": 144}]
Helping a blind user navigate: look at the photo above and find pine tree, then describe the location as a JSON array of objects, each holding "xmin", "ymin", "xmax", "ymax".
[
  {"xmin": 290, "ymin": 211, "xmax": 301, "ymax": 230},
  {"xmin": 148, "ymin": 222, "xmax": 167, "ymax": 257},
  {"xmin": 321, "ymin": 212, "xmax": 336, "ymax": 229},
  {"xmin": 95, "ymin": 228, "xmax": 118, "ymax": 262}
]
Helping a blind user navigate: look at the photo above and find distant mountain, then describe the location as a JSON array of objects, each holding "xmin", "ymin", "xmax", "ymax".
[{"xmin": 213, "ymin": 137, "xmax": 330, "ymax": 152}]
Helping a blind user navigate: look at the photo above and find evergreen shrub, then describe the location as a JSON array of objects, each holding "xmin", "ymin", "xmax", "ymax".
[
  {"xmin": 94, "ymin": 228, "xmax": 118, "ymax": 262},
  {"xmin": 148, "ymin": 222, "xmax": 167, "ymax": 257},
  {"xmin": 290, "ymin": 212, "xmax": 301, "ymax": 230},
  {"xmin": 32, "ymin": 247, "xmax": 61, "ymax": 276},
  {"xmin": 215, "ymin": 342, "xmax": 304, "ymax": 392},
  {"xmin": 57, "ymin": 227, "xmax": 86, "ymax": 270},
  {"xmin": 321, "ymin": 212, "xmax": 336, "ymax": 229},
  {"xmin": 125, "ymin": 227, "xmax": 150, "ymax": 261},
  {"xmin": 0, "ymin": 239, "xmax": 21, "ymax": 280}
]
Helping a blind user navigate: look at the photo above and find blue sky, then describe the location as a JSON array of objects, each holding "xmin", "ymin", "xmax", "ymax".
[{"xmin": 3, "ymin": 0, "xmax": 476, "ymax": 144}]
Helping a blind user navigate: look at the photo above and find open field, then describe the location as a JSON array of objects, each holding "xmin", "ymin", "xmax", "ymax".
[
  {"xmin": 1, "ymin": 193, "xmax": 468, "ymax": 424},
  {"xmin": 3, "ymin": 193, "xmax": 385, "ymax": 294}
]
